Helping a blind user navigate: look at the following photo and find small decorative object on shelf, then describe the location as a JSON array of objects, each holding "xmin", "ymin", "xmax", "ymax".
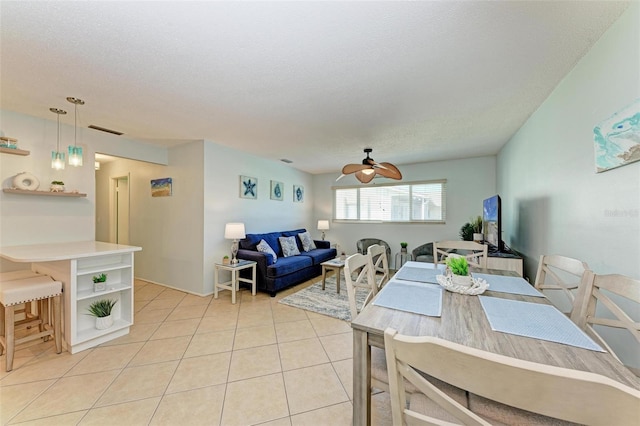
[
  {"xmin": 86, "ymin": 299, "xmax": 117, "ymax": 330},
  {"xmin": 400, "ymin": 242, "xmax": 408, "ymax": 253},
  {"xmin": 0, "ymin": 136, "xmax": 18, "ymax": 149},
  {"xmin": 92, "ymin": 273, "xmax": 108, "ymax": 292},
  {"xmin": 222, "ymin": 255, "xmax": 230, "ymax": 265},
  {"xmin": 50, "ymin": 180, "xmax": 65, "ymax": 192}
]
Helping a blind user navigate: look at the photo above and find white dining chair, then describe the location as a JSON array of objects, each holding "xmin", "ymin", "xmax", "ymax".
[
  {"xmin": 433, "ymin": 240, "xmax": 488, "ymax": 269},
  {"xmin": 384, "ymin": 327, "xmax": 640, "ymax": 426},
  {"xmin": 571, "ymin": 270, "xmax": 640, "ymax": 367},
  {"xmin": 366, "ymin": 244, "xmax": 389, "ymax": 295},
  {"xmin": 343, "ymin": 253, "xmax": 376, "ymax": 320},
  {"xmin": 534, "ymin": 254, "xmax": 589, "ymax": 315}
]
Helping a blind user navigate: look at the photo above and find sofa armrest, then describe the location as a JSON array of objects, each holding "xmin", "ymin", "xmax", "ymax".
[
  {"xmin": 314, "ymin": 240, "xmax": 330, "ymax": 249},
  {"xmin": 237, "ymin": 249, "xmax": 270, "ymax": 279}
]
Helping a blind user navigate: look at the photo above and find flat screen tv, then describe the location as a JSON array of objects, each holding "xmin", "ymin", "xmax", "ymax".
[{"xmin": 483, "ymin": 195, "xmax": 503, "ymax": 252}]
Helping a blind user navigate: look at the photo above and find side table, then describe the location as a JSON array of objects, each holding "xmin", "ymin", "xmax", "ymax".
[
  {"xmin": 214, "ymin": 260, "xmax": 257, "ymax": 304},
  {"xmin": 394, "ymin": 252, "xmax": 413, "ymax": 270},
  {"xmin": 321, "ymin": 259, "xmax": 345, "ymax": 294}
]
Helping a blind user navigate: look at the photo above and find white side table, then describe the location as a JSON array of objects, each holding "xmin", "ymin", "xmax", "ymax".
[{"xmin": 214, "ymin": 260, "xmax": 257, "ymax": 304}]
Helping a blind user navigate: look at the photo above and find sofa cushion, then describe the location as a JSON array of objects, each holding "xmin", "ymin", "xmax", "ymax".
[
  {"xmin": 256, "ymin": 239, "xmax": 277, "ymax": 264},
  {"xmin": 298, "ymin": 231, "xmax": 317, "ymax": 252},
  {"xmin": 279, "ymin": 236, "xmax": 301, "ymax": 257},
  {"xmin": 241, "ymin": 232, "xmax": 283, "ymax": 256},
  {"xmin": 301, "ymin": 248, "xmax": 337, "ymax": 265},
  {"xmin": 267, "ymin": 255, "xmax": 313, "ymax": 278}
]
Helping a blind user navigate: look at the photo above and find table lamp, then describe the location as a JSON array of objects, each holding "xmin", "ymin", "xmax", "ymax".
[
  {"xmin": 225, "ymin": 223, "xmax": 246, "ymax": 264},
  {"xmin": 317, "ymin": 220, "xmax": 330, "ymax": 240}
]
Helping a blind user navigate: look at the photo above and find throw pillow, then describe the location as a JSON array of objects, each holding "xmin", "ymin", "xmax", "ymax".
[
  {"xmin": 279, "ymin": 236, "xmax": 301, "ymax": 257},
  {"xmin": 298, "ymin": 231, "xmax": 316, "ymax": 252},
  {"xmin": 256, "ymin": 239, "xmax": 277, "ymax": 264}
]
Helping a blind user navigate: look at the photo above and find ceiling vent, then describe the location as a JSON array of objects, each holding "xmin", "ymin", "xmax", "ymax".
[
  {"xmin": 280, "ymin": 159, "xmax": 293, "ymax": 164},
  {"xmin": 88, "ymin": 125, "xmax": 123, "ymax": 136}
]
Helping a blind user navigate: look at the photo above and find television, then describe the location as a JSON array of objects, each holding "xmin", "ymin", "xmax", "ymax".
[{"xmin": 482, "ymin": 195, "xmax": 503, "ymax": 252}]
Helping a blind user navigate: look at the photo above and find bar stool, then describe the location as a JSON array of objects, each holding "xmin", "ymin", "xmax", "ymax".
[{"xmin": 0, "ymin": 274, "xmax": 63, "ymax": 371}]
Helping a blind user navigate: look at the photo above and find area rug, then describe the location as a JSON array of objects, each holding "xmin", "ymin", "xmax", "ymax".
[{"xmin": 278, "ymin": 274, "xmax": 370, "ymax": 321}]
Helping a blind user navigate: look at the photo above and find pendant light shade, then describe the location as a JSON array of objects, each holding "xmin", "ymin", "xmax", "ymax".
[
  {"xmin": 66, "ymin": 97, "xmax": 84, "ymax": 166},
  {"xmin": 50, "ymin": 108, "xmax": 67, "ymax": 170}
]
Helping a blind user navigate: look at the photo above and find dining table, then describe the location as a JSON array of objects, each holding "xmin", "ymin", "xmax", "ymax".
[{"xmin": 350, "ymin": 261, "xmax": 640, "ymax": 425}]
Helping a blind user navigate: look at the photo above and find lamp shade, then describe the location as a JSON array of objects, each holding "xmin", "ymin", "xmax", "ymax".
[
  {"xmin": 225, "ymin": 223, "xmax": 246, "ymax": 240},
  {"xmin": 317, "ymin": 220, "xmax": 330, "ymax": 231}
]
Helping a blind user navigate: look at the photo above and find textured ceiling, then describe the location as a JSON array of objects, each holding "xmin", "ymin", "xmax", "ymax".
[{"xmin": 0, "ymin": 1, "xmax": 629, "ymax": 174}]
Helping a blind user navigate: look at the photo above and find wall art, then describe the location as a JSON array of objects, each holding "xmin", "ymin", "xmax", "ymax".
[
  {"xmin": 293, "ymin": 185, "xmax": 304, "ymax": 202},
  {"xmin": 151, "ymin": 178, "xmax": 172, "ymax": 197},
  {"xmin": 240, "ymin": 175, "xmax": 258, "ymax": 199},
  {"xmin": 270, "ymin": 180, "xmax": 283, "ymax": 201},
  {"xmin": 593, "ymin": 99, "xmax": 640, "ymax": 173}
]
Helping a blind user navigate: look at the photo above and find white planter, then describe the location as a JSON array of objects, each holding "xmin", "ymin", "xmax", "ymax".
[
  {"xmin": 95, "ymin": 315, "xmax": 114, "ymax": 330},
  {"xmin": 473, "ymin": 233, "xmax": 483, "ymax": 243},
  {"xmin": 50, "ymin": 184, "xmax": 65, "ymax": 192},
  {"xmin": 451, "ymin": 274, "xmax": 473, "ymax": 287}
]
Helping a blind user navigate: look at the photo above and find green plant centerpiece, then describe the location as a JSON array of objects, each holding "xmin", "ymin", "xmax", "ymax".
[
  {"xmin": 50, "ymin": 180, "xmax": 65, "ymax": 192},
  {"xmin": 92, "ymin": 273, "xmax": 108, "ymax": 292},
  {"xmin": 446, "ymin": 256, "xmax": 473, "ymax": 287},
  {"xmin": 87, "ymin": 299, "xmax": 117, "ymax": 330}
]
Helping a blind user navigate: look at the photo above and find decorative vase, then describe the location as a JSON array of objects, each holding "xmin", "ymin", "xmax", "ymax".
[
  {"xmin": 93, "ymin": 281, "xmax": 106, "ymax": 292},
  {"xmin": 401, "ymin": 247, "xmax": 407, "ymax": 254},
  {"xmin": 50, "ymin": 184, "xmax": 65, "ymax": 192},
  {"xmin": 473, "ymin": 233, "xmax": 483, "ymax": 243},
  {"xmin": 95, "ymin": 315, "xmax": 114, "ymax": 330},
  {"xmin": 451, "ymin": 274, "xmax": 473, "ymax": 287}
]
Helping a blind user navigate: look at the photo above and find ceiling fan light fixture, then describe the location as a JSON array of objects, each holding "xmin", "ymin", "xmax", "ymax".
[{"xmin": 337, "ymin": 148, "xmax": 402, "ymax": 183}]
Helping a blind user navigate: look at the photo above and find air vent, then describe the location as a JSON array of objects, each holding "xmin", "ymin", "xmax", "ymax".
[
  {"xmin": 280, "ymin": 159, "xmax": 293, "ymax": 164},
  {"xmin": 88, "ymin": 125, "xmax": 123, "ymax": 135}
]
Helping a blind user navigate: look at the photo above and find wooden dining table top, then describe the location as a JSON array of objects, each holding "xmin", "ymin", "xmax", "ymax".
[{"xmin": 351, "ymin": 261, "xmax": 640, "ymax": 389}]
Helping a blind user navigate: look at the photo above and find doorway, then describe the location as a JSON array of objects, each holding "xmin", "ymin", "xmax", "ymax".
[{"xmin": 111, "ymin": 175, "xmax": 130, "ymax": 244}]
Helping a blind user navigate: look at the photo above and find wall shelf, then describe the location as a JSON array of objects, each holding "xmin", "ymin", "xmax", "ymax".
[
  {"xmin": 2, "ymin": 188, "xmax": 87, "ymax": 197},
  {"xmin": 0, "ymin": 147, "xmax": 30, "ymax": 156}
]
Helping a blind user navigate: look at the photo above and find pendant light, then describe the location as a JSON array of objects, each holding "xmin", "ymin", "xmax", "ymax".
[
  {"xmin": 50, "ymin": 107, "xmax": 67, "ymax": 170},
  {"xmin": 67, "ymin": 97, "xmax": 85, "ymax": 166}
]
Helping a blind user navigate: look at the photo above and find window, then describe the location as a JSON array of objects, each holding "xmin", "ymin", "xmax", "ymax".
[{"xmin": 334, "ymin": 180, "xmax": 446, "ymax": 223}]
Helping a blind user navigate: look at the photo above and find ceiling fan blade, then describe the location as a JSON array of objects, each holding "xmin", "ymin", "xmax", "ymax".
[
  {"xmin": 342, "ymin": 163, "xmax": 372, "ymax": 174},
  {"xmin": 376, "ymin": 162, "xmax": 403, "ymax": 180},
  {"xmin": 355, "ymin": 170, "xmax": 376, "ymax": 183},
  {"xmin": 335, "ymin": 174, "xmax": 347, "ymax": 181}
]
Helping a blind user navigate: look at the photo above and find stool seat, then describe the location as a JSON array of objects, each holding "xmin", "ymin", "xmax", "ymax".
[
  {"xmin": 0, "ymin": 276, "xmax": 62, "ymax": 306},
  {"xmin": 0, "ymin": 270, "xmax": 42, "ymax": 281}
]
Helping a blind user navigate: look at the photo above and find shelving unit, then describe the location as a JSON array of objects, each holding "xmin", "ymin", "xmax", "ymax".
[
  {"xmin": 0, "ymin": 147, "xmax": 30, "ymax": 156},
  {"xmin": 2, "ymin": 188, "xmax": 87, "ymax": 197}
]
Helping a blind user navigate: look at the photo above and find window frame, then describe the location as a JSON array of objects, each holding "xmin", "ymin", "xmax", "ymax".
[{"xmin": 332, "ymin": 179, "xmax": 447, "ymax": 224}]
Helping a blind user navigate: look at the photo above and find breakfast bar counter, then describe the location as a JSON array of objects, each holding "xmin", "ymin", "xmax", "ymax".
[{"xmin": 0, "ymin": 241, "xmax": 142, "ymax": 353}]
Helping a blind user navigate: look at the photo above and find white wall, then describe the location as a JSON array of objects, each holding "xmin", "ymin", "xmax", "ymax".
[
  {"xmin": 497, "ymin": 4, "xmax": 639, "ymax": 367},
  {"xmin": 313, "ymin": 156, "xmax": 497, "ymax": 267}
]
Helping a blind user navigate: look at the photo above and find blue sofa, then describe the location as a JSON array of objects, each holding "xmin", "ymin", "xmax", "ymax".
[{"xmin": 237, "ymin": 228, "xmax": 337, "ymax": 296}]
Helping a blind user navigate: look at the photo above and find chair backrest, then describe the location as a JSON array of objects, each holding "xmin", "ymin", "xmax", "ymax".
[
  {"xmin": 367, "ymin": 244, "xmax": 389, "ymax": 294},
  {"xmin": 356, "ymin": 238, "xmax": 391, "ymax": 263},
  {"xmin": 433, "ymin": 240, "xmax": 488, "ymax": 268},
  {"xmin": 412, "ymin": 242, "xmax": 434, "ymax": 263},
  {"xmin": 534, "ymin": 254, "xmax": 589, "ymax": 314},
  {"xmin": 570, "ymin": 271, "xmax": 640, "ymax": 363},
  {"xmin": 384, "ymin": 328, "xmax": 640, "ymax": 426},
  {"xmin": 343, "ymin": 253, "xmax": 376, "ymax": 320}
]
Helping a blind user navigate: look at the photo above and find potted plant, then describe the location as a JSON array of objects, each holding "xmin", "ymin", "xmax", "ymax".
[
  {"xmin": 92, "ymin": 273, "xmax": 107, "ymax": 292},
  {"xmin": 459, "ymin": 222, "xmax": 474, "ymax": 241},
  {"xmin": 50, "ymin": 180, "xmax": 65, "ymax": 192},
  {"xmin": 446, "ymin": 256, "xmax": 472, "ymax": 287},
  {"xmin": 87, "ymin": 299, "xmax": 117, "ymax": 330},
  {"xmin": 222, "ymin": 255, "xmax": 230, "ymax": 265},
  {"xmin": 470, "ymin": 216, "xmax": 483, "ymax": 242},
  {"xmin": 400, "ymin": 242, "xmax": 408, "ymax": 253}
]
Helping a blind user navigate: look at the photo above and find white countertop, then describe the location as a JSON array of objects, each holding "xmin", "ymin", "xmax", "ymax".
[{"xmin": 0, "ymin": 241, "xmax": 142, "ymax": 263}]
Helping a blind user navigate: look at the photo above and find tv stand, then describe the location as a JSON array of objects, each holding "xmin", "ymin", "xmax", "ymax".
[{"xmin": 485, "ymin": 243, "xmax": 524, "ymax": 277}]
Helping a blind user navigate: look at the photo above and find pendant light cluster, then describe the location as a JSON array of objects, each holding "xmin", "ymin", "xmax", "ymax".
[{"xmin": 50, "ymin": 96, "xmax": 85, "ymax": 170}]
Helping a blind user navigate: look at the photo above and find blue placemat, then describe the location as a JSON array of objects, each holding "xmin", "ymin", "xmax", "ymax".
[
  {"xmin": 478, "ymin": 296, "xmax": 604, "ymax": 352},
  {"xmin": 473, "ymin": 273, "xmax": 544, "ymax": 297},
  {"xmin": 373, "ymin": 280, "xmax": 442, "ymax": 317},
  {"xmin": 394, "ymin": 267, "xmax": 442, "ymax": 284}
]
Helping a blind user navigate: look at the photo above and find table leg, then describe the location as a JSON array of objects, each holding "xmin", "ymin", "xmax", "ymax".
[
  {"xmin": 251, "ymin": 264, "xmax": 256, "ymax": 296},
  {"xmin": 336, "ymin": 268, "xmax": 341, "ymax": 294},
  {"xmin": 322, "ymin": 266, "xmax": 327, "ymax": 291},
  {"xmin": 353, "ymin": 329, "xmax": 371, "ymax": 426},
  {"xmin": 214, "ymin": 266, "xmax": 219, "ymax": 299},
  {"xmin": 231, "ymin": 270, "xmax": 237, "ymax": 304}
]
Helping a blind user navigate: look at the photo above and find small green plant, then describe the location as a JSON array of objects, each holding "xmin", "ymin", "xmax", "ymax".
[
  {"xmin": 446, "ymin": 257, "xmax": 469, "ymax": 276},
  {"xmin": 51, "ymin": 180, "xmax": 64, "ymax": 185},
  {"xmin": 92, "ymin": 273, "xmax": 107, "ymax": 283},
  {"xmin": 400, "ymin": 242, "xmax": 408, "ymax": 249},
  {"xmin": 459, "ymin": 223, "xmax": 474, "ymax": 241},
  {"xmin": 86, "ymin": 299, "xmax": 117, "ymax": 318},
  {"xmin": 470, "ymin": 216, "xmax": 483, "ymax": 234}
]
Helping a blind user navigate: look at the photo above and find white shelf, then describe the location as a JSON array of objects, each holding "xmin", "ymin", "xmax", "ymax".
[
  {"xmin": 77, "ymin": 283, "xmax": 132, "ymax": 301},
  {"xmin": 3, "ymin": 188, "xmax": 87, "ymax": 197},
  {"xmin": 77, "ymin": 262, "xmax": 131, "ymax": 276},
  {"xmin": 0, "ymin": 147, "xmax": 30, "ymax": 156},
  {"xmin": 76, "ymin": 318, "xmax": 132, "ymax": 343}
]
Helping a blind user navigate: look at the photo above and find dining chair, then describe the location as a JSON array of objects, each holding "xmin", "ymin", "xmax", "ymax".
[
  {"xmin": 570, "ymin": 271, "xmax": 640, "ymax": 366},
  {"xmin": 366, "ymin": 244, "xmax": 389, "ymax": 295},
  {"xmin": 384, "ymin": 327, "xmax": 640, "ymax": 426},
  {"xmin": 433, "ymin": 240, "xmax": 488, "ymax": 268},
  {"xmin": 534, "ymin": 254, "xmax": 589, "ymax": 315}
]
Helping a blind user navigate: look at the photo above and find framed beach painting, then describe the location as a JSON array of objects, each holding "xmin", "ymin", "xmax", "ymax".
[
  {"xmin": 240, "ymin": 175, "xmax": 258, "ymax": 199},
  {"xmin": 293, "ymin": 185, "xmax": 304, "ymax": 202},
  {"xmin": 593, "ymin": 99, "xmax": 640, "ymax": 173},
  {"xmin": 270, "ymin": 180, "xmax": 283, "ymax": 201},
  {"xmin": 151, "ymin": 178, "xmax": 172, "ymax": 197}
]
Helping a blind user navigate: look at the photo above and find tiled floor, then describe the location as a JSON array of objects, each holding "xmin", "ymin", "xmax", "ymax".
[{"xmin": 0, "ymin": 278, "xmax": 392, "ymax": 425}]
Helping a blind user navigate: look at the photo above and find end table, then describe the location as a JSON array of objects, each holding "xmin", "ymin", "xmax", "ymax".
[{"xmin": 214, "ymin": 260, "xmax": 257, "ymax": 304}]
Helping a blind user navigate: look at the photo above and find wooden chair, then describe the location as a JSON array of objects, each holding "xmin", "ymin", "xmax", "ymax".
[
  {"xmin": 366, "ymin": 244, "xmax": 389, "ymax": 295},
  {"xmin": 384, "ymin": 327, "xmax": 640, "ymax": 425},
  {"xmin": 433, "ymin": 240, "xmax": 488, "ymax": 268},
  {"xmin": 570, "ymin": 271, "xmax": 640, "ymax": 365},
  {"xmin": 534, "ymin": 254, "xmax": 589, "ymax": 314},
  {"xmin": 343, "ymin": 253, "xmax": 376, "ymax": 320}
]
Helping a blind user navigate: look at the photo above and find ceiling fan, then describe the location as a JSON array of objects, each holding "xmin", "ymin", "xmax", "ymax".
[{"xmin": 337, "ymin": 148, "xmax": 402, "ymax": 184}]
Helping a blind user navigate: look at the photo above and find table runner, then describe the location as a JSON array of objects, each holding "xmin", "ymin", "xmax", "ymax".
[
  {"xmin": 373, "ymin": 280, "xmax": 442, "ymax": 317},
  {"xmin": 478, "ymin": 296, "xmax": 604, "ymax": 352},
  {"xmin": 394, "ymin": 266, "xmax": 442, "ymax": 284},
  {"xmin": 473, "ymin": 273, "xmax": 544, "ymax": 297}
]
